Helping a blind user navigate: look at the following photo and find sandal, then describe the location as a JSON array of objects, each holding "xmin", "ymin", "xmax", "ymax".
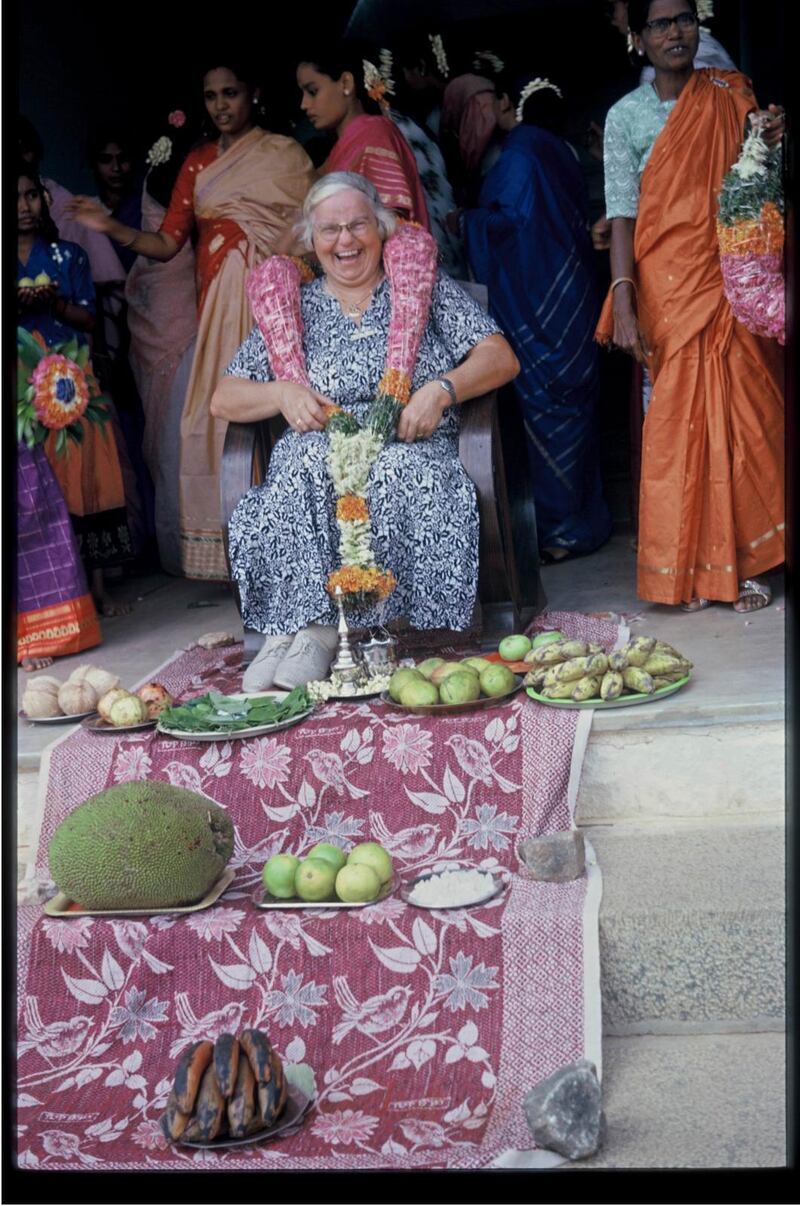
[
  {"xmin": 540, "ymin": 548, "xmax": 572, "ymax": 566},
  {"xmin": 732, "ymin": 578, "xmax": 772, "ymax": 614},
  {"xmin": 680, "ymin": 597, "xmax": 712, "ymax": 613}
]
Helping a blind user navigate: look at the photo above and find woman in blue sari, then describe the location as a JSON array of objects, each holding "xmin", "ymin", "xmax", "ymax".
[{"xmin": 461, "ymin": 77, "xmax": 611, "ymax": 561}]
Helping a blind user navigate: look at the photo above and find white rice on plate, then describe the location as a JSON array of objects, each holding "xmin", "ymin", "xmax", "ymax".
[{"xmin": 408, "ymin": 868, "xmax": 497, "ymax": 908}]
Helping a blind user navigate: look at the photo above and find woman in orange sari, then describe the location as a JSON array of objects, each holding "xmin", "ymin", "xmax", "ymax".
[
  {"xmin": 68, "ymin": 60, "xmax": 315, "ymax": 580},
  {"xmin": 596, "ymin": 0, "xmax": 785, "ymax": 612}
]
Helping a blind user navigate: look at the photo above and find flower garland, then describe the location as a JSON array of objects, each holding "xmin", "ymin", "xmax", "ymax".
[
  {"xmin": 17, "ymin": 328, "xmax": 111, "ymax": 453},
  {"xmin": 716, "ymin": 124, "xmax": 785, "ymax": 344},
  {"xmin": 146, "ymin": 135, "xmax": 172, "ymax": 167},
  {"xmin": 473, "ymin": 51, "xmax": 505, "ymax": 75},
  {"xmin": 363, "ymin": 57, "xmax": 395, "ymax": 112},
  {"xmin": 429, "ymin": 33, "xmax": 449, "ymax": 78},
  {"xmin": 515, "ymin": 77, "xmax": 563, "ymax": 124},
  {"xmin": 246, "ymin": 221, "xmax": 439, "ymax": 609}
]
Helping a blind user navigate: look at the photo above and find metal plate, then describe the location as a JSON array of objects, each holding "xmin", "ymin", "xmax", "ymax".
[
  {"xmin": 156, "ymin": 707, "xmax": 314, "ymax": 743},
  {"xmin": 165, "ymin": 1084, "xmax": 312, "ymax": 1149},
  {"xmin": 254, "ymin": 873, "xmax": 399, "ymax": 911},
  {"xmin": 379, "ymin": 676, "xmax": 524, "ymax": 716},
  {"xmin": 19, "ymin": 708, "xmax": 98, "ymax": 725},
  {"xmin": 400, "ymin": 867, "xmax": 510, "ymax": 910},
  {"xmin": 526, "ymin": 674, "xmax": 691, "ymax": 710},
  {"xmin": 43, "ymin": 867, "xmax": 236, "ymax": 917},
  {"xmin": 81, "ymin": 714, "xmax": 157, "ymax": 734}
]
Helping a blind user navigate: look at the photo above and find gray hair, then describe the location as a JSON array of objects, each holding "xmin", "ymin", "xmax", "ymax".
[{"xmin": 295, "ymin": 171, "xmax": 398, "ymax": 249}]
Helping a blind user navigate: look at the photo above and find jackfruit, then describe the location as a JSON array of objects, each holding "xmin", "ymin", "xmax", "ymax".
[{"xmin": 47, "ymin": 780, "xmax": 234, "ymax": 909}]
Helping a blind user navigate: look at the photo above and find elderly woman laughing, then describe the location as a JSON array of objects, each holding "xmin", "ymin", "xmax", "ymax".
[{"xmin": 210, "ymin": 172, "xmax": 519, "ymax": 690}]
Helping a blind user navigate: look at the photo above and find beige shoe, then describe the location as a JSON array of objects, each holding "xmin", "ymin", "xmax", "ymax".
[
  {"xmin": 273, "ymin": 626, "xmax": 338, "ymax": 690},
  {"xmin": 242, "ymin": 635, "xmax": 294, "ymax": 692}
]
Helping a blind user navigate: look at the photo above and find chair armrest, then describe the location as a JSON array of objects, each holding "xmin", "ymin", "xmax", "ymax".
[{"xmin": 220, "ymin": 420, "xmax": 262, "ymax": 536}]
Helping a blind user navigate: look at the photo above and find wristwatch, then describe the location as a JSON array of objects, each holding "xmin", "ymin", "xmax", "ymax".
[{"xmin": 437, "ymin": 377, "xmax": 458, "ymax": 406}]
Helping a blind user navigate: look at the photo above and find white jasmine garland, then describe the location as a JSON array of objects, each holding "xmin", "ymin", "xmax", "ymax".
[
  {"xmin": 696, "ymin": 0, "xmax": 714, "ymax": 21},
  {"xmin": 515, "ymin": 77, "xmax": 563, "ymax": 124},
  {"xmin": 146, "ymin": 136, "xmax": 172, "ymax": 167},
  {"xmin": 473, "ymin": 50, "xmax": 504, "ymax": 74},
  {"xmin": 379, "ymin": 48, "xmax": 396, "ymax": 94},
  {"xmin": 328, "ymin": 430, "xmax": 384, "ymax": 496},
  {"xmin": 339, "ymin": 519, "xmax": 375, "ymax": 567},
  {"xmin": 732, "ymin": 127, "xmax": 769, "ymax": 180},
  {"xmin": 429, "ymin": 33, "xmax": 449, "ymax": 78}
]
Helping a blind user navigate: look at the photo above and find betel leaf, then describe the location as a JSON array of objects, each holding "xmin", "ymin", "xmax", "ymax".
[{"xmin": 158, "ymin": 687, "xmax": 312, "ymax": 734}]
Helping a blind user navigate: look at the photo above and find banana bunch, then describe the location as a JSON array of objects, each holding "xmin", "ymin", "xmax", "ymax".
[
  {"xmin": 524, "ymin": 636, "xmax": 692, "ymax": 702},
  {"xmin": 161, "ymin": 1029, "xmax": 287, "ymax": 1143}
]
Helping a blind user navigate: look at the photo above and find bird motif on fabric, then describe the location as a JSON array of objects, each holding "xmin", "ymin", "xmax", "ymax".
[
  {"xmin": 369, "ymin": 812, "xmax": 438, "ymax": 859},
  {"xmin": 305, "ymin": 750, "xmax": 369, "ymax": 798},
  {"xmin": 332, "ymin": 976, "xmax": 412, "ymax": 1044},
  {"xmin": 444, "ymin": 735, "xmax": 519, "ymax": 794},
  {"xmin": 20, "ymin": 998, "xmax": 93, "ymax": 1058},
  {"xmin": 169, "ymin": 995, "xmax": 246, "ymax": 1057}
]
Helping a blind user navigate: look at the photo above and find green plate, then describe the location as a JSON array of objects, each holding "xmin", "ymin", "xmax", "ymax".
[{"xmin": 526, "ymin": 674, "xmax": 691, "ymax": 710}]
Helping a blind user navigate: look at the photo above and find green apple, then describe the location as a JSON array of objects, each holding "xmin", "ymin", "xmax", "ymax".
[
  {"xmin": 294, "ymin": 857, "xmax": 337, "ymax": 902},
  {"xmin": 498, "ymin": 634, "xmax": 532, "ymax": 661},
  {"xmin": 480, "ymin": 664, "xmax": 517, "ymax": 698},
  {"xmin": 335, "ymin": 863, "xmax": 381, "ymax": 903},
  {"xmin": 307, "ymin": 842, "xmax": 347, "ymax": 872},
  {"xmin": 347, "ymin": 841, "xmax": 393, "ymax": 885},
  {"xmin": 263, "ymin": 853, "xmax": 301, "ymax": 899}
]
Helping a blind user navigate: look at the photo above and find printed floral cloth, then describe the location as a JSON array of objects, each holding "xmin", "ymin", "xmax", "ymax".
[{"xmin": 17, "ymin": 612, "xmax": 615, "ymax": 1171}]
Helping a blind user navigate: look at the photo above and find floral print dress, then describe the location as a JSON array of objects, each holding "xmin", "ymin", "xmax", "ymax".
[{"xmin": 226, "ymin": 271, "xmax": 500, "ymax": 635}]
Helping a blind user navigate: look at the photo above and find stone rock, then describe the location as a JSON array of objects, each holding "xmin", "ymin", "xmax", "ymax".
[
  {"xmin": 518, "ymin": 830, "xmax": 585, "ymax": 882},
  {"xmin": 524, "ymin": 1059, "xmax": 605, "ymax": 1160}
]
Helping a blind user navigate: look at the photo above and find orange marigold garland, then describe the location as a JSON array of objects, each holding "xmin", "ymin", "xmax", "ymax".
[{"xmin": 246, "ymin": 220, "xmax": 439, "ymax": 609}]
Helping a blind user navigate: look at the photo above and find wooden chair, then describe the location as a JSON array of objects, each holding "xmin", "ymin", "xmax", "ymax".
[{"xmin": 220, "ymin": 390, "xmax": 546, "ymax": 662}]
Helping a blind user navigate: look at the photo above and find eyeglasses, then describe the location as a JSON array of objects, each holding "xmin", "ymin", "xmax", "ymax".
[
  {"xmin": 313, "ymin": 217, "xmax": 375, "ymax": 242},
  {"xmin": 644, "ymin": 11, "xmax": 698, "ymax": 35}
]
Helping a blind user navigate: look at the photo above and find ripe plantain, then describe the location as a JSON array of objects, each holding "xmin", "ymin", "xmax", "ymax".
[
  {"xmin": 643, "ymin": 653, "xmax": 693, "ymax": 676},
  {"xmin": 623, "ymin": 637, "xmax": 657, "ymax": 667},
  {"xmin": 554, "ymin": 656, "xmax": 593, "ymax": 683},
  {"xmin": 173, "ymin": 1040, "xmax": 214, "ymax": 1114},
  {"xmin": 227, "ymin": 1046, "xmax": 258, "ymax": 1138},
  {"xmin": 608, "ymin": 650, "xmax": 629, "ymax": 671},
  {"xmin": 600, "ymin": 670, "xmax": 624, "ymax": 701},
  {"xmin": 542, "ymin": 679, "xmax": 581, "ymax": 700},
  {"xmin": 213, "ymin": 1033, "xmax": 240, "ymax": 1099},
  {"xmin": 622, "ymin": 667, "xmax": 655, "ymax": 694},
  {"xmin": 586, "ymin": 652, "xmax": 609, "ymax": 676},
  {"xmin": 182, "ymin": 1062, "xmax": 226, "ymax": 1142},
  {"xmin": 162, "ymin": 1087, "xmax": 191, "ymax": 1141},
  {"xmin": 572, "ymin": 675, "xmax": 602, "ymax": 702}
]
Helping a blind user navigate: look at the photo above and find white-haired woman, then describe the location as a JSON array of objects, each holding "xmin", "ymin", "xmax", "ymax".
[{"xmin": 211, "ymin": 172, "xmax": 519, "ymax": 690}]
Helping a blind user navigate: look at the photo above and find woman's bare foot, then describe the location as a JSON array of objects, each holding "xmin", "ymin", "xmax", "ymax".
[
  {"xmin": 21, "ymin": 655, "xmax": 54, "ymax": 672},
  {"xmin": 91, "ymin": 569, "xmax": 133, "ymax": 617}
]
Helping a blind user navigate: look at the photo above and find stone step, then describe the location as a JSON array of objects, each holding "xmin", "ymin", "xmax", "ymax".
[
  {"xmin": 562, "ymin": 1030, "xmax": 785, "ymax": 1169},
  {"xmin": 587, "ymin": 823, "xmax": 785, "ymax": 1032}
]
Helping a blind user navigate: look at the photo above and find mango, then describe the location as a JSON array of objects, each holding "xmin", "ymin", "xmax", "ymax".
[
  {"xmin": 480, "ymin": 664, "xmax": 516, "ymax": 698},
  {"xmin": 439, "ymin": 670, "xmax": 481, "ymax": 705},
  {"xmin": 398, "ymin": 679, "xmax": 439, "ymax": 707},
  {"xmin": 416, "ymin": 657, "xmax": 445, "ymax": 680}
]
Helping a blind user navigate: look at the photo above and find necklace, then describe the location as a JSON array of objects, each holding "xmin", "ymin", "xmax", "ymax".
[{"xmin": 325, "ymin": 276, "xmax": 383, "ymax": 320}]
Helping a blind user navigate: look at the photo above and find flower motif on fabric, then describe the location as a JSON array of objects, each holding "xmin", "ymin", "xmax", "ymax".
[
  {"xmin": 186, "ymin": 907, "xmax": 246, "ymax": 942},
  {"xmin": 108, "ymin": 987, "xmax": 169, "ymax": 1043},
  {"xmin": 265, "ymin": 969, "xmax": 327, "ymax": 1027},
  {"xmin": 239, "ymin": 737, "xmax": 291, "ymax": 790},
  {"xmin": 132, "ymin": 1119, "xmax": 169, "ymax": 1151},
  {"xmin": 112, "ymin": 746, "xmax": 153, "ymax": 783},
  {"xmin": 459, "ymin": 804, "xmax": 519, "ymax": 851},
  {"xmin": 31, "ymin": 355, "xmax": 90, "ymax": 430},
  {"xmin": 42, "ymin": 917, "xmax": 93, "ymax": 954},
  {"xmin": 382, "ymin": 723, "xmax": 433, "ymax": 775},
  {"xmin": 433, "ymin": 951, "xmax": 499, "ymax": 1012},
  {"xmin": 311, "ymin": 1109, "xmax": 379, "ymax": 1146}
]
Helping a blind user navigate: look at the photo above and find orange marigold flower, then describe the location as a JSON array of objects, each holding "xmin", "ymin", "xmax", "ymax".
[
  {"xmin": 30, "ymin": 354, "xmax": 90, "ymax": 430},
  {"xmin": 287, "ymin": 255, "xmax": 317, "ymax": 285},
  {"xmin": 327, "ymin": 566, "xmax": 397, "ymax": 600},
  {"xmin": 336, "ymin": 496, "xmax": 370, "ymax": 522},
  {"xmin": 378, "ymin": 367, "xmax": 412, "ymax": 405}
]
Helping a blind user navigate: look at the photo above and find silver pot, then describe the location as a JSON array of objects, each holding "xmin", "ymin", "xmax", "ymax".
[{"xmin": 356, "ymin": 632, "xmax": 399, "ymax": 673}]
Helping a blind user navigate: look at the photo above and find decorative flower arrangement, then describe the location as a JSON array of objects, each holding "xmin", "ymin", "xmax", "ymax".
[
  {"xmin": 429, "ymin": 33, "xmax": 449, "ymax": 78},
  {"xmin": 363, "ymin": 59, "xmax": 394, "ymax": 111},
  {"xmin": 717, "ymin": 125, "xmax": 785, "ymax": 344},
  {"xmin": 17, "ymin": 328, "xmax": 110, "ymax": 453},
  {"xmin": 473, "ymin": 51, "xmax": 505, "ymax": 75},
  {"xmin": 515, "ymin": 78, "xmax": 563, "ymax": 124},
  {"xmin": 168, "ymin": 110, "xmax": 186, "ymax": 128},
  {"xmin": 246, "ymin": 222, "xmax": 439, "ymax": 609},
  {"xmin": 146, "ymin": 136, "xmax": 172, "ymax": 167}
]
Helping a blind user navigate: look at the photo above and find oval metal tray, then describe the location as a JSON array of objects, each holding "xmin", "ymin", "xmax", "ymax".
[
  {"xmin": 399, "ymin": 867, "xmax": 510, "ymax": 910},
  {"xmin": 379, "ymin": 676, "xmax": 523, "ymax": 716},
  {"xmin": 156, "ymin": 707, "xmax": 313, "ymax": 742},
  {"xmin": 81, "ymin": 714, "xmax": 157, "ymax": 734},
  {"xmin": 19, "ymin": 708, "xmax": 97, "ymax": 725},
  {"xmin": 43, "ymin": 868, "xmax": 235, "ymax": 917},
  {"xmin": 164, "ymin": 1084, "xmax": 312, "ymax": 1149},
  {"xmin": 526, "ymin": 674, "xmax": 690, "ymax": 710}
]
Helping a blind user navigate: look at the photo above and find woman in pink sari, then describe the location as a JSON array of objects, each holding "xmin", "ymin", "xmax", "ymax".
[{"xmin": 67, "ymin": 60, "xmax": 315, "ymax": 580}]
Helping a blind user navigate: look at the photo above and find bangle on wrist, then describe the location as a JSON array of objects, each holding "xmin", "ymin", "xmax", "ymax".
[
  {"xmin": 437, "ymin": 377, "xmax": 458, "ymax": 407},
  {"xmin": 610, "ymin": 276, "xmax": 636, "ymax": 294}
]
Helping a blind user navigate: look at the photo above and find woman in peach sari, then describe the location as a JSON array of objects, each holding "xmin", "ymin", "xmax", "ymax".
[
  {"xmin": 597, "ymin": 0, "xmax": 785, "ymax": 612},
  {"xmin": 68, "ymin": 60, "xmax": 315, "ymax": 579}
]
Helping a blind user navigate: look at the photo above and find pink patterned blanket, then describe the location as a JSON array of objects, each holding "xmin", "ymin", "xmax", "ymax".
[{"xmin": 17, "ymin": 612, "xmax": 617, "ymax": 1171}]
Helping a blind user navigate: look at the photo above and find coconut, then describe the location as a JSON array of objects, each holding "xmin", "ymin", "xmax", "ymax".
[
  {"xmin": 57, "ymin": 681, "xmax": 98, "ymax": 716},
  {"xmin": 97, "ymin": 687, "xmax": 133, "ymax": 723},
  {"xmin": 68, "ymin": 664, "xmax": 120, "ymax": 698},
  {"xmin": 108, "ymin": 694, "xmax": 148, "ymax": 727},
  {"xmin": 23, "ymin": 676, "xmax": 63, "ymax": 719}
]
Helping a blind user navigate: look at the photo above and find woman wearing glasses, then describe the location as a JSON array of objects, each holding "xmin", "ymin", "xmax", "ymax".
[
  {"xmin": 211, "ymin": 174, "xmax": 519, "ymax": 690},
  {"xmin": 597, "ymin": 0, "xmax": 785, "ymax": 613},
  {"xmin": 67, "ymin": 59, "xmax": 315, "ymax": 580}
]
